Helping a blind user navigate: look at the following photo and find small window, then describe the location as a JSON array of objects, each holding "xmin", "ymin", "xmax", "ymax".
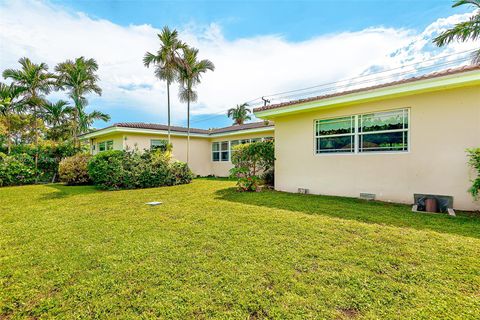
[
  {"xmin": 212, "ymin": 141, "xmax": 230, "ymax": 162},
  {"xmin": 99, "ymin": 142, "xmax": 106, "ymax": 152},
  {"xmin": 98, "ymin": 140, "xmax": 113, "ymax": 152},
  {"xmin": 151, "ymin": 139, "xmax": 168, "ymax": 151},
  {"xmin": 106, "ymin": 140, "xmax": 114, "ymax": 150}
]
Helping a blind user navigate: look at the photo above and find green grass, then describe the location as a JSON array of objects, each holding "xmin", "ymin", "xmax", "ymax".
[{"xmin": 1, "ymin": 179, "xmax": 479, "ymax": 319}]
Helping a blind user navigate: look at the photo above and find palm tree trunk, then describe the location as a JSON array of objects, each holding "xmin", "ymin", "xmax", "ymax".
[
  {"xmin": 167, "ymin": 81, "xmax": 171, "ymax": 143},
  {"xmin": 6, "ymin": 115, "xmax": 11, "ymax": 154},
  {"xmin": 33, "ymin": 102, "xmax": 39, "ymax": 182},
  {"xmin": 187, "ymin": 97, "xmax": 190, "ymax": 165}
]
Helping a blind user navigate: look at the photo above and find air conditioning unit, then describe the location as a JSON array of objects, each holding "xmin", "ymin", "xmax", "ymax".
[{"xmin": 298, "ymin": 188, "xmax": 309, "ymax": 194}]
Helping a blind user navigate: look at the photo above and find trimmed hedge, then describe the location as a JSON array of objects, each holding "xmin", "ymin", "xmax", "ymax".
[
  {"xmin": 58, "ymin": 154, "xmax": 92, "ymax": 185},
  {"xmin": 87, "ymin": 149, "xmax": 193, "ymax": 190}
]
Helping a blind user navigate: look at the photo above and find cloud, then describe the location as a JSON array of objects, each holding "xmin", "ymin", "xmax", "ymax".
[{"xmin": 0, "ymin": 0, "xmax": 477, "ymax": 126}]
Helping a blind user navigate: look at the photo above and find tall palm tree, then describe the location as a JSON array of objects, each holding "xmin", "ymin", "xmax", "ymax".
[
  {"xmin": 143, "ymin": 26, "xmax": 186, "ymax": 143},
  {"xmin": 42, "ymin": 100, "xmax": 73, "ymax": 141},
  {"xmin": 0, "ymin": 83, "xmax": 26, "ymax": 153},
  {"xmin": 177, "ymin": 46, "xmax": 215, "ymax": 164},
  {"xmin": 3, "ymin": 57, "xmax": 55, "ymax": 172},
  {"xmin": 78, "ymin": 109, "xmax": 110, "ymax": 135},
  {"xmin": 433, "ymin": 0, "xmax": 480, "ymax": 64},
  {"xmin": 228, "ymin": 103, "xmax": 251, "ymax": 125},
  {"xmin": 55, "ymin": 57, "xmax": 102, "ymax": 146}
]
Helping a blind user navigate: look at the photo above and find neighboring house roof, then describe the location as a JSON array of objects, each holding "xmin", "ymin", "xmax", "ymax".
[
  {"xmin": 253, "ymin": 64, "xmax": 480, "ymax": 118},
  {"xmin": 81, "ymin": 121, "xmax": 274, "ymax": 139}
]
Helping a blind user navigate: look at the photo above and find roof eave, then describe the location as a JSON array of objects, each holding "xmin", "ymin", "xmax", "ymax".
[{"xmin": 254, "ymin": 69, "xmax": 480, "ymax": 119}]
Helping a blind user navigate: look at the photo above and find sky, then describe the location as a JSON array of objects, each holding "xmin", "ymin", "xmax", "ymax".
[{"xmin": 0, "ymin": 0, "xmax": 478, "ymax": 129}]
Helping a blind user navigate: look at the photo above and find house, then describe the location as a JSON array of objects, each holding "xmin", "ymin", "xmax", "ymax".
[
  {"xmin": 81, "ymin": 121, "xmax": 274, "ymax": 177},
  {"xmin": 253, "ymin": 65, "xmax": 480, "ymax": 211}
]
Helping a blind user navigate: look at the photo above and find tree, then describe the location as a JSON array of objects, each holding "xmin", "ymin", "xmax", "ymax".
[
  {"xmin": 78, "ymin": 109, "xmax": 110, "ymax": 135},
  {"xmin": 143, "ymin": 26, "xmax": 186, "ymax": 143},
  {"xmin": 0, "ymin": 83, "xmax": 26, "ymax": 153},
  {"xmin": 3, "ymin": 57, "xmax": 55, "ymax": 173},
  {"xmin": 177, "ymin": 47, "xmax": 215, "ymax": 164},
  {"xmin": 228, "ymin": 103, "xmax": 251, "ymax": 125},
  {"xmin": 55, "ymin": 57, "xmax": 103, "ymax": 146},
  {"xmin": 42, "ymin": 100, "xmax": 73, "ymax": 141},
  {"xmin": 433, "ymin": 0, "xmax": 480, "ymax": 64}
]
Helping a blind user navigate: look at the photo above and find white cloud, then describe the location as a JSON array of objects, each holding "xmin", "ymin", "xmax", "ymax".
[{"xmin": 0, "ymin": 0, "xmax": 477, "ymax": 126}]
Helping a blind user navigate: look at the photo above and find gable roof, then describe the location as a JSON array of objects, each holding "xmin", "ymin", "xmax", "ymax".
[
  {"xmin": 253, "ymin": 64, "xmax": 480, "ymax": 118},
  {"xmin": 80, "ymin": 121, "xmax": 274, "ymax": 139}
]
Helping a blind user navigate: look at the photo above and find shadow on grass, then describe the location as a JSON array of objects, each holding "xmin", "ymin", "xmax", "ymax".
[
  {"xmin": 215, "ymin": 187, "xmax": 480, "ymax": 239},
  {"xmin": 42, "ymin": 184, "xmax": 99, "ymax": 200}
]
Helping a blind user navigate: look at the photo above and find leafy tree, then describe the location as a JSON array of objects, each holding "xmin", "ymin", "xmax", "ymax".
[
  {"xmin": 3, "ymin": 58, "xmax": 55, "ymax": 173},
  {"xmin": 55, "ymin": 57, "xmax": 103, "ymax": 146},
  {"xmin": 177, "ymin": 46, "xmax": 215, "ymax": 163},
  {"xmin": 78, "ymin": 109, "xmax": 110, "ymax": 134},
  {"xmin": 144, "ymin": 26, "xmax": 186, "ymax": 143},
  {"xmin": 42, "ymin": 100, "xmax": 73, "ymax": 141},
  {"xmin": 433, "ymin": 0, "xmax": 480, "ymax": 64},
  {"xmin": 227, "ymin": 103, "xmax": 251, "ymax": 125},
  {"xmin": 0, "ymin": 83, "xmax": 26, "ymax": 153}
]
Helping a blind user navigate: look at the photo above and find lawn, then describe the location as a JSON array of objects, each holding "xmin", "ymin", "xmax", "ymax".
[{"xmin": 1, "ymin": 179, "xmax": 479, "ymax": 319}]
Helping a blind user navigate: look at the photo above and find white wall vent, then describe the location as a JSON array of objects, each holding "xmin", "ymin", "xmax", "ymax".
[{"xmin": 360, "ymin": 193, "xmax": 376, "ymax": 201}]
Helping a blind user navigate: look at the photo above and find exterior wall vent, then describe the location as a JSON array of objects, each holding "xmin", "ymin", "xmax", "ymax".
[
  {"xmin": 360, "ymin": 193, "xmax": 376, "ymax": 201},
  {"xmin": 298, "ymin": 188, "xmax": 309, "ymax": 194}
]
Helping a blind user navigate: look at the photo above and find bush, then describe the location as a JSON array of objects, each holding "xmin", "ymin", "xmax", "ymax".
[
  {"xmin": 58, "ymin": 154, "xmax": 92, "ymax": 185},
  {"xmin": 230, "ymin": 140, "xmax": 275, "ymax": 191},
  {"xmin": 467, "ymin": 148, "xmax": 480, "ymax": 200},
  {"xmin": 262, "ymin": 169, "xmax": 274, "ymax": 187},
  {"xmin": 170, "ymin": 161, "xmax": 194, "ymax": 185},
  {"xmin": 0, "ymin": 152, "xmax": 36, "ymax": 186},
  {"xmin": 87, "ymin": 149, "xmax": 193, "ymax": 190}
]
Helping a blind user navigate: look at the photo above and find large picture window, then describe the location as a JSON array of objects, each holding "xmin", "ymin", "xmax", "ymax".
[{"xmin": 315, "ymin": 109, "xmax": 409, "ymax": 154}]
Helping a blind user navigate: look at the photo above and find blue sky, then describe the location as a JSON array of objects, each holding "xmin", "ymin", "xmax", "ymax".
[{"xmin": 0, "ymin": 0, "xmax": 477, "ymax": 129}]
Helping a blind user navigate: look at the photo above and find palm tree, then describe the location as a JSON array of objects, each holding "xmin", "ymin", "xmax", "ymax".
[
  {"xmin": 177, "ymin": 46, "xmax": 215, "ymax": 164},
  {"xmin": 0, "ymin": 83, "xmax": 26, "ymax": 153},
  {"xmin": 42, "ymin": 100, "xmax": 73, "ymax": 141},
  {"xmin": 143, "ymin": 26, "xmax": 186, "ymax": 143},
  {"xmin": 433, "ymin": 0, "xmax": 480, "ymax": 64},
  {"xmin": 228, "ymin": 103, "xmax": 251, "ymax": 125},
  {"xmin": 78, "ymin": 109, "xmax": 110, "ymax": 135},
  {"xmin": 55, "ymin": 57, "xmax": 102, "ymax": 146},
  {"xmin": 3, "ymin": 57, "xmax": 55, "ymax": 172}
]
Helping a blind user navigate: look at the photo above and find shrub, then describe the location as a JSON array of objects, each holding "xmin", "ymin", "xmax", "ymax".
[
  {"xmin": 0, "ymin": 152, "xmax": 36, "ymax": 186},
  {"xmin": 87, "ymin": 150, "xmax": 126, "ymax": 190},
  {"xmin": 262, "ymin": 169, "xmax": 275, "ymax": 187},
  {"xmin": 467, "ymin": 148, "xmax": 480, "ymax": 200},
  {"xmin": 170, "ymin": 161, "xmax": 194, "ymax": 185},
  {"xmin": 87, "ymin": 149, "xmax": 193, "ymax": 190},
  {"xmin": 230, "ymin": 140, "xmax": 275, "ymax": 191},
  {"xmin": 58, "ymin": 154, "xmax": 92, "ymax": 185}
]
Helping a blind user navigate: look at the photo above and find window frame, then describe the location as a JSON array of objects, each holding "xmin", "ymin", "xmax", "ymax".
[
  {"xmin": 314, "ymin": 108, "xmax": 410, "ymax": 156},
  {"xmin": 212, "ymin": 141, "xmax": 230, "ymax": 162},
  {"xmin": 150, "ymin": 139, "xmax": 169, "ymax": 151},
  {"xmin": 98, "ymin": 140, "xmax": 114, "ymax": 152}
]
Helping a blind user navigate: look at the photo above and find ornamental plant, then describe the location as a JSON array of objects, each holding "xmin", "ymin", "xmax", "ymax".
[
  {"xmin": 467, "ymin": 148, "xmax": 480, "ymax": 200},
  {"xmin": 58, "ymin": 153, "xmax": 92, "ymax": 185},
  {"xmin": 230, "ymin": 140, "xmax": 275, "ymax": 191},
  {"xmin": 0, "ymin": 152, "xmax": 36, "ymax": 186}
]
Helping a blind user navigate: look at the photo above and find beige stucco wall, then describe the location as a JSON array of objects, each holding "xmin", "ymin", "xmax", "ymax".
[
  {"xmin": 273, "ymin": 85, "xmax": 480, "ymax": 211},
  {"xmin": 88, "ymin": 130, "xmax": 274, "ymax": 177}
]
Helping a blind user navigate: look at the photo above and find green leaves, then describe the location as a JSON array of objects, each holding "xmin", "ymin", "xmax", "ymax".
[
  {"xmin": 467, "ymin": 148, "xmax": 480, "ymax": 199},
  {"xmin": 228, "ymin": 103, "xmax": 252, "ymax": 125}
]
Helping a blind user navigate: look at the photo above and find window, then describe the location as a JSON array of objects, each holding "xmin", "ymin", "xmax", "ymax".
[
  {"xmin": 98, "ymin": 140, "xmax": 113, "ymax": 152},
  {"xmin": 315, "ymin": 109, "xmax": 409, "ymax": 154},
  {"xmin": 151, "ymin": 139, "xmax": 168, "ymax": 151},
  {"xmin": 315, "ymin": 116, "xmax": 355, "ymax": 153},
  {"xmin": 212, "ymin": 141, "xmax": 230, "ymax": 162},
  {"xmin": 359, "ymin": 109, "xmax": 408, "ymax": 152}
]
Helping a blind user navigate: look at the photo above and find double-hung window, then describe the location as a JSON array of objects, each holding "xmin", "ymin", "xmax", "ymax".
[
  {"xmin": 315, "ymin": 108, "xmax": 409, "ymax": 154},
  {"xmin": 212, "ymin": 141, "xmax": 229, "ymax": 162}
]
